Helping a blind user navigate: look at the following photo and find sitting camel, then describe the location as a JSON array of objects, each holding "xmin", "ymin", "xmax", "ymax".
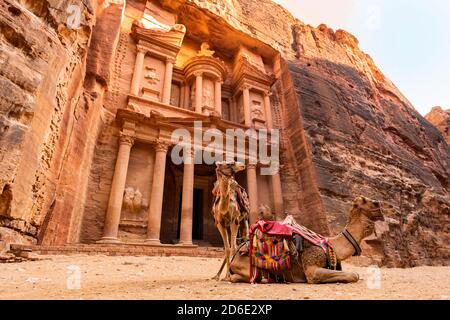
[
  {"xmin": 212, "ymin": 161, "xmax": 250, "ymax": 281},
  {"xmin": 229, "ymin": 196, "xmax": 384, "ymax": 284}
]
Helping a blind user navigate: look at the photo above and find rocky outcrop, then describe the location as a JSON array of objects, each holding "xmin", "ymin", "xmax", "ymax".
[
  {"xmin": 287, "ymin": 23, "xmax": 449, "ymax": 267},
  {"xmin": 426, "ymin": 107, "xmax": 450, "ymax": 145}
]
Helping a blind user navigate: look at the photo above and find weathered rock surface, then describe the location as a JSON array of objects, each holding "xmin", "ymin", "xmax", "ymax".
[
  {"xmin": 0, "ymin": 0, "xmax": 448, "ymax": 267},
  {"xmin": 426, "ymin": 106, "xmax": 450, "ymax": 146}
]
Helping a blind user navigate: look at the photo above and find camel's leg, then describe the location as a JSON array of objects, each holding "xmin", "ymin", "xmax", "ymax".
[
  {"xmin": 213, "ymin": 224, "xmax": 231, "ymax": 281},
  {"xmin": 230, "ymin": 273, "xmax": 248, "ymax": 283},
  {"xmin": 304, "ymin": 266, "xmax": 359, "ymax": 284},
  {"xmin": 230, "ymin": 219, "xmax": 239, "ymax": 254},
  {"xmin": 213, "ymin": 257, "xmax": 227, "ymax": 281}
]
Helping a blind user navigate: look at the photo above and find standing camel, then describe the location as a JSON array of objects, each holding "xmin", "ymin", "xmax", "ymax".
[
  {"xmin": 229, "ymin": 196, "xmax": 385, "ymax": 284},
  {"xmin": 212, "ymin": 161, "xmax": 250, "ymax": 281}
]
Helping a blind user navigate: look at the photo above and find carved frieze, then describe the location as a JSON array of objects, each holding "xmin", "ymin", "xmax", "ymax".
[{"xmin": 144, "ymin": 66, "xmax": 160, "ymax": 85}]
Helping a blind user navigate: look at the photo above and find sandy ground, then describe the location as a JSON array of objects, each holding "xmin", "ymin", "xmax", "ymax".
[{"xmin": 0, "ymin": 254, "xmax": 449, "ymax": 300}]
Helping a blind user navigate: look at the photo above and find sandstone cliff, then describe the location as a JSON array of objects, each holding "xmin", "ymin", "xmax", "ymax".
[
  {"xmin": 1, "ymin": 0, "xmax": 449, "ymax": 267},
  {"xmin": 426, "ymin": 107, "xmax": 450, "ymax": 146}
]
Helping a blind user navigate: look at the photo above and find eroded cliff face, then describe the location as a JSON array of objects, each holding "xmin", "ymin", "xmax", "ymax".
[
  {"xmin": 426, "ymin": 107, "xmax": 450, "ymax": 146},
  {"xmin": 0, "ymin": 0, "xmax": 126, "ymax": 251},
  {"xmin": 0, "ymin": 0, "xmax": 97, "ymax": 251},
  {"xmin": 289, "ymin": 24, "xmax": 449, "ymax": 267}
]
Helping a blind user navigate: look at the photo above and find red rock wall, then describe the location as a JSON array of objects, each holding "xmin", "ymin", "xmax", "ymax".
[
  {"xmin": 0, "ymin": 0, "xmax": 96, "ymax": 246},
  {"xmin": 288, "ymin": 23, "xmax": 449, "ymax": 266}
]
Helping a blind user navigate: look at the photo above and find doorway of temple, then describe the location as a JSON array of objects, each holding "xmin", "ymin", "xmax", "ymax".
[
  {"xmin": 192, "ymin": 188, "xmax": 203, "ymax": 241},
  {"xmin": 160, "ymin": 162, "xmax": 222, "ymax": 246}
]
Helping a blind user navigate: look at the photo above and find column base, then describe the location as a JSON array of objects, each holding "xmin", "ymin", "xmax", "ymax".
[
  {"xmin": 97, "ymin": 237, "xmax": 121, "ymax": 244},
  {"xmin": 144, "ymin": 239, "xmax": 161, "ymax": 245},
  {"xmin": 178, "ymin": 241, "xmax": 193, "ymax": 246}
]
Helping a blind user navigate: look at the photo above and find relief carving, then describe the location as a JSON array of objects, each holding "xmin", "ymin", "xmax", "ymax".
[
  {"xmin": 144, "ymin": 66, "xmax": 160, "ymax": 85},
  {"xmin": 197, "ymin": 42, "xmax": 215, "ymax": 57},
  {"xmin": 251, "ymin": 100, "xmax": 265, "ymax": 121},
  {"xmin": 123, "ymin": 187, "xmax": 146, "ymax": 214},
  {"xmin": 203, "ymin": 86, "xmax": 214, "ymax": 108}
]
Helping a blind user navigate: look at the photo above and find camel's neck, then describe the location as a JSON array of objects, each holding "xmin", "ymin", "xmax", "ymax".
[
  {"xmin": 217, "ymin": 175, "xmax": 231, "ymax": 210},
  {"xmin": 329, "ymin": 209, "xmax": 365, "ymax": 261}
]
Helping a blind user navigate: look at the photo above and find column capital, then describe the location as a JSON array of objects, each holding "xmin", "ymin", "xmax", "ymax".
[
  {"xmin": 214, "ymin": 76, "xmax": 224, "ymax": 84},
  {"xmin": 119, "ymin": 133, "xmax": 135, "ymax": 146},
  {"xmin": 193, "ymin": 71, "xmax": 203, "ymax": 78},
  {"xmin": 242, "ymin": 84, "xmax": 252, "ymax": 91},
  {"xmin": 136, "ymin": 45, "xmax": 148, "ymax": 54},
  {"xmin": 247, "ymin": 163, "xmax": 258, "ymax": 170},
  {"xmin": 264, "ymin": 90, "xmax": 273, "ymax": 97},
  {"xmin": 153, "ymin": 139, "xmax": 170, "ymax": 153},
  {"xmin": 166, "ymin": 56, "xmax": 177, "ymax": 64}
]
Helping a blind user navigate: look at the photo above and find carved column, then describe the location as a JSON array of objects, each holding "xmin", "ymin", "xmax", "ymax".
[
  {"xmin": 146, "ymin": 140, "xmax": 169, "ymax": 244},
  {"xmin": 179, "ymin": 148, "xmax": 194, "ymax": 245},
  {"xmin": 246, "ymin": 163, "xmax": 259, "ymax": 223},
  {"xmin": 263, "ymin": 91, "xmax": 274, "ymax": 130},
  {"xmin": 180, "ymin": 82, "xmax": 186, "ymax": 109},
  {"xmin": 98, "ymin": 133, "xmax": 135, "ymax": 243},
  {"xmin": 214, "ymin": 79, "xmax": 222, "ymax": 116},
  {"xmin": 242, "ymin": 85, "xmax": 251, "ymax": 127},
  {"xmin": 162, "ymin": 57, "xmax": 175, "ymax": 104},
  {"xmin": 130, "ymin": 46, "xmax": 146, "ymax": 96},
  {"xmin": 271, "ymin": 172, "xmax": 284, "ymax": 218},
  {"xmin": 194, "ymin": 72, "xmax": 203, "ymax": 114},
  {"xmin": 184, "ymin": 83, "xmax": 191, "ymax": 109}
]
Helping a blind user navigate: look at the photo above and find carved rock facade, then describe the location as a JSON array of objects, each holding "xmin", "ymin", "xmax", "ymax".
[{"xmin": 0, "ymin": 0, "xmax": 448, "ymax": 267}]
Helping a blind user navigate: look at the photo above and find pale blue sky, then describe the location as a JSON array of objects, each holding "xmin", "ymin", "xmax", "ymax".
[{"xmin": 273, "ymin": 0, "xmax": 450, "ymax": 116}]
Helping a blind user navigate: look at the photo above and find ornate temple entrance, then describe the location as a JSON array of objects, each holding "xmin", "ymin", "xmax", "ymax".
[{"xmin": 160, "ymin": 163, "xmax": 221, "ymax": 246}]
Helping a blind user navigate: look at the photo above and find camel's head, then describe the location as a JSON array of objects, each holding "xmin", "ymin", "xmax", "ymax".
[
  {"xmin": 352, "ymin": 196, "xmax": 385, "ymax": 222},
  {"xmin": 215, "ymin": 161, "xmax": 246, "ymax": 177},
  {"xmin": 258, "ymin": 204, "xmax": 275, "ymax": 221},
  {"xmin": 350, "ymin": 196, "xmax": 385, "ymax": 238}
]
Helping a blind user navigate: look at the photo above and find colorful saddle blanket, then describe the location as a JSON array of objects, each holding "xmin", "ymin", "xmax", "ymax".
[{"xmin": 249, "ymin": 216, "xmax": 339, "ymax": 284}]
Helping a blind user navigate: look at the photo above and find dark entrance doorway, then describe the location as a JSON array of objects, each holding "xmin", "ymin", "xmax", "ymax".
[{"xmin": 193, "ymin": 188, "xmax": 203, "ymax": 240}]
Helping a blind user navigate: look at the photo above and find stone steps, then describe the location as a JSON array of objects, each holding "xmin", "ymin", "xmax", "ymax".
[{"xmin": 10, "ymin": 244, "xmax": 224, "ymax": 258}]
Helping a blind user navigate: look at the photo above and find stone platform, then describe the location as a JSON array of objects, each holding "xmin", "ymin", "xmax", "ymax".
[{"xmin": 10, "ymin": 244, "xmax": 224, "ymax": 258}]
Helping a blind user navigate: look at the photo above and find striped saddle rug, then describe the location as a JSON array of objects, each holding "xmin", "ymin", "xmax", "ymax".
[{"xmin": 249, "ymin": 216, "xmax": 339, "ymax": 283}]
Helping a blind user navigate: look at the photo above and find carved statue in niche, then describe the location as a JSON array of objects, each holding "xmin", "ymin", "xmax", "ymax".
[
  {"xmin": 170, "ymin": 83, "xmax": 180, "ymax": 107},
  {"xmin": 190, "ymin": 83, "xmax": 196, "ymax": 110},
  {"xmin": 123, "ymin": 187, "xmax": 145, "ymax": 214},
  {"xmin": 238, "ymin": 103, "xmax": 245, "ymax": 124},
  {"xmin": 144, "ymin": 66, "xmax": 160, "ymax": 86},
  {"xmin": 203, "ymin": 86, "xmax": 214, "ymax": 109},
  {"xmin": 251, "ymin": 100, "xmax": 265, "ymax": 121},
  {"xmin": 197, "ymin": 42, "xmax": 215, "ymax": 57}
]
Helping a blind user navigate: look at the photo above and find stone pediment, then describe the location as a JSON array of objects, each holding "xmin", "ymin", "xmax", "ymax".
[
  {"xmin": 231, "ymin": 56, "xmax": 275, "ymax": 89},
  {"xmin": 132, "ymin": 20, "xmax": 186, "ymax": 52},
  {"xmin": 183, "ymin": 55, "xmax": 227, "ymax": 81}
]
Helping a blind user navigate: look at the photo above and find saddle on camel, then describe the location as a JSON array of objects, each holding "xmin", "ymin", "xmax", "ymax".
[{"xmin": 228, "ymin": 196, "xmax": 385, "ymax": 284}]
